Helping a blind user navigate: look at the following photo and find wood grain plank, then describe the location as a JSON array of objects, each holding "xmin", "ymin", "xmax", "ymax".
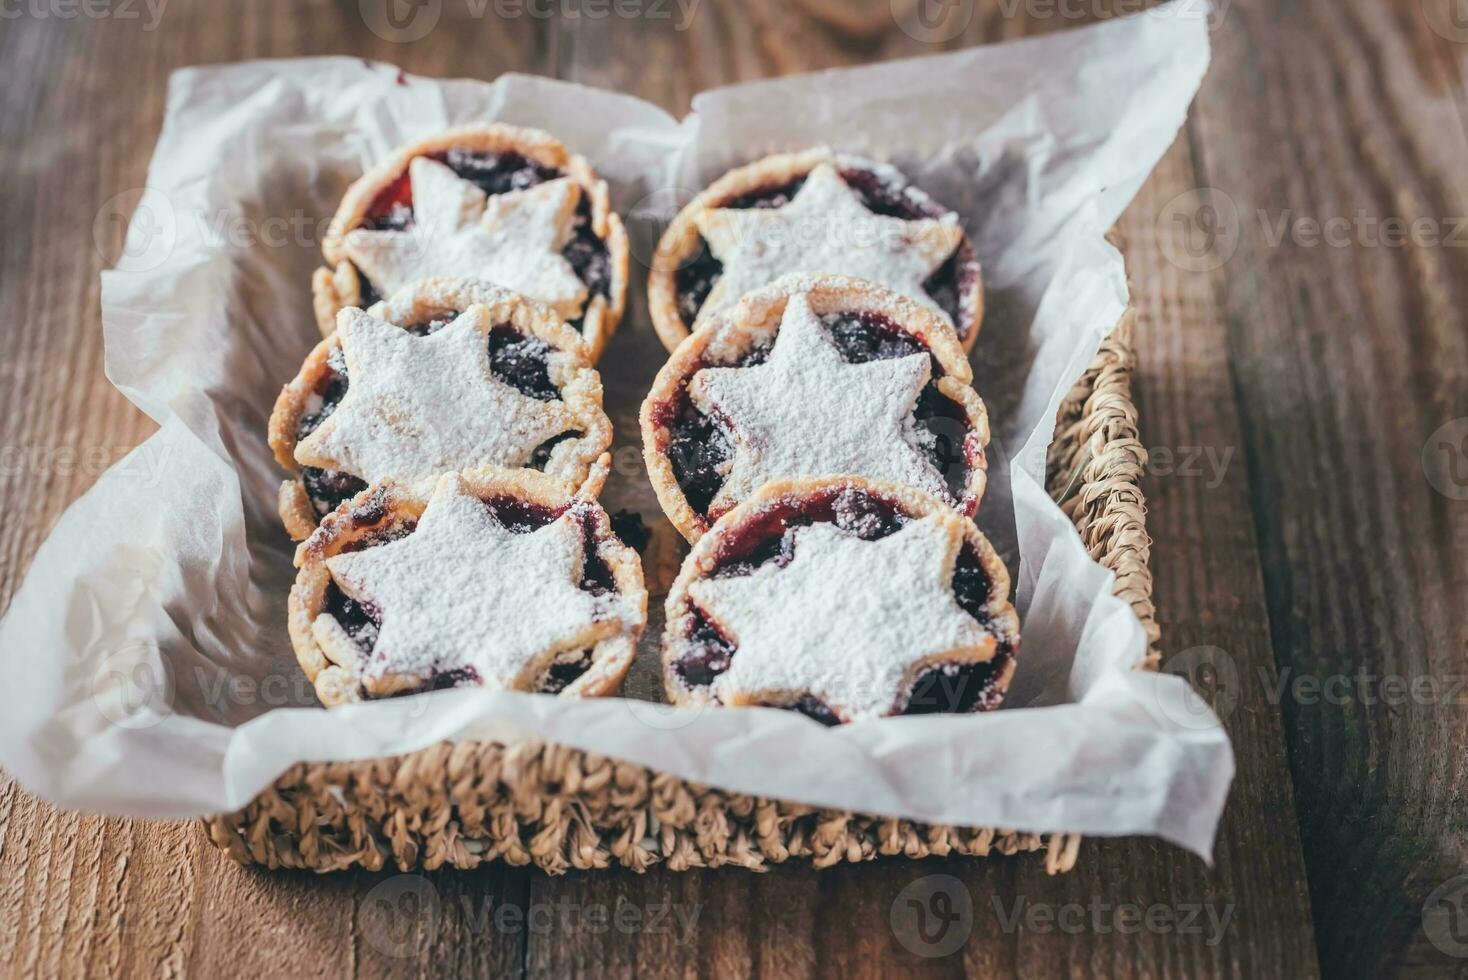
[
  {"xmin": 528, "ymin": 3, "xmax": 1319, "ymax": 978},
  {"xmin": 0, "ymin": 1, "xmax": 1330, "ymax": 978},
  {"xmin": 0, "ymin": 3, "xmax": 550, "ymax": 979},
  {"xmin": 1186, "ymin": 0, "xmax": 1468, "ymax": 975}
]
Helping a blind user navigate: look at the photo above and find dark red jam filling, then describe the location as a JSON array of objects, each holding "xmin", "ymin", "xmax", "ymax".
[
  {"xmin": 528, "ymin": 432, "xmax": 580, "ymax": 471},
  {"xmin": 898, "ymin": 645, "xmax": 1013, "ymax": 715},
  {"xmin": 708, "ymin": 487, "xmax": 906, "ymax": 571},
  {"xmin": 573, "ymin": 508, "xmax": 619, "ymax": 597},
  {"xmin": 303, "ymin": 468, "xmax": 369, "ymax": 518},
  {"xmin": 913, "ymin": 385, "xmax": 977, "ymax": 502},
  {"xmin": 535, "ymin": 652, "xmax": 594, "ymax": 694},
  {"xmin": 658, "ymin": 393, "xmax": 734, "ymax": 517},
  {"xmin": 324, "ymin": 585, "xmax": 381, "ymax": 650},
  {"xmin": 787, "ymin": 696, "xmax": 841, "ymax": 726},
  {"xmin": 481, "ymin": 494, "xmax": 560, "ymax": 533},
  {"xmin": 660, "ymin": 313, "xmax": 971, "ymax": 518},
  {"xmin": 406, "ymin": 316, "xmax": 560, "ymax": 401},
  {"xmin": 894, "ymin": 541, "xmax": 1014, "ymax": 718},
  {"xmin": 608, "ymin": 510, "xmax": 651, "ymax": 552},
  {"xmin": 297, "ymin": 347, "xmax": 365, "ymax": 515},
  {"xmin": 441, "ymin": 147, "xmax": 561, "ymax": 196},
  {"xmin": 295, "ymin": 323, "xmax": 566, "ymax": 516},
  {"xmin": 562, "ymin": 198, "xmax": 612, "ymax": 305},
  {"xmin": 487, "ymin": 326, "xmax": 558, "ymax": 401},
  {"xmin": 354, "ymin": 149, "xmax": 611, "ymax": 323},
  {"xmin": 823, "ymin": 309, "xmax": 925, "ymax": 362},
  {"xmin": 320, "ymin": 502, "xmax": 419, "ymax": 649},
  {"xmin": 673, "ymin": 612, "xmax": 734, "ymax": 688},
  {"xmin": 673, "ymin": 488, "xmax": 1013, "ymax": 723},
  {"xmin": 673, "ymin": 166, "xmax": 973, "ymax": 327}
]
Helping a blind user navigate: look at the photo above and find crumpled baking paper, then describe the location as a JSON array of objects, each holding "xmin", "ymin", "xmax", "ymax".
[{"xmin": 0, "ymin": 6, "xmax": 1232, "ymax": 858}]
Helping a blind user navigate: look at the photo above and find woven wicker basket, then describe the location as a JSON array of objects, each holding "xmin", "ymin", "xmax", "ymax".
[{"xmin": 202, "ymin": 311, "xmax": 1155, "ymax": 876}]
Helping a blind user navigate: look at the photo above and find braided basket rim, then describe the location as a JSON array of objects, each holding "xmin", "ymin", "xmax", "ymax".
[{"xmin": 201, "ymin": 309, "xmax": 1154, "ymax": 877}]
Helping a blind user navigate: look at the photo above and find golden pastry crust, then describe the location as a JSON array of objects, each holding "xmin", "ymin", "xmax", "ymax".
[
  {"xmin": 289, "ymin": 468, "xmax": 646, "ymax": 707},
  {"xmin": 270, "ymin": 278, "xmax": 613, "ymax": 541},
  {"xmin": 313, "ymin": 123, "xmax": 629, "ymax": 363},
  {"xmin": 648, "ymin": 148, "xmax": 983, "ymax": 353},
  {"xmin": 661, "ymin": 475, "xmax": 1019, "ymax": 716},
  {"xmin": 640, "ymin": 273, "xmax": 990, "ymax": 543}
]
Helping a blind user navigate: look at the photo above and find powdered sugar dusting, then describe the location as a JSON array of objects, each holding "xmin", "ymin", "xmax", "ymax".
[
  {"xmin": 689, "ymin": 292, "xmax": 948, "ymax": 515},
  {"xmin": 296, "ymin": 308, "xmax": 576, "ymax": 487},
  {"xmin": 832, "ymin": 152, "xmax": 943, "ymax": 213},
  {"xmin": 688, "ymin": 517, "xmax": 989, "ymax": 720},
  {"xmin": 344, "ymin": 157, "xmax": 587, "ymax": 319},
  {"xmin": 326, "ymin": 476, "xmax": 636, "ymax": 687},
  {"xmin": 692, "ymin": 163, "xmax": 961, "ymax": 327}
]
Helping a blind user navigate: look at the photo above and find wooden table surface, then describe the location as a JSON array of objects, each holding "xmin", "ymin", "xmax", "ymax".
[{"xmin": 2, "ymin": 0, "xmax": 1466, "ymax": 976}]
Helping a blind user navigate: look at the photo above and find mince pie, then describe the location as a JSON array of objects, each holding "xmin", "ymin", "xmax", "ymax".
[
  {"xmin": 290, "ymin": 469, "xmax": 647, "ymax": 706},
  {"xmin": 641, "ymin": 274, "xmax": 989, "ymax": 542},
  {"xmin": 662, "ymin": 477, "xmax": 1019, "ymax": 723},
  {"xmin": 648, "ymin": 148, "xmax": 982, "ymax": 352},
  {"xmin": 270, "ymin": 277, "xmax": 613, "ymax": 541},
  {"xmin": 314, "ymin": 124, "xmax": 629, "ymax": 362}
]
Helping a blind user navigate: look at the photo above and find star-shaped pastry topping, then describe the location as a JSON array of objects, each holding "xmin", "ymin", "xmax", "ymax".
[
  {"xmin": 689, "ymin": 517, "xmax": 990, "ymax": 720},
  {"xmin": 296, "ymin": 307, "xmax": 577, "ymax": 486},
  {"xmin": 693, "ymin": 164, "xmax": 962, "ymax": 327},
  {"xmin": 344, "ymin": 157, "xmax": 588, "ymax": 320},
  {"xmin": 327, "ymin": 475, "xmax": 633, "ymax": 688},
  {"xmin": 689, "ymin": 292, "xmax": 948, "ymax": 516}
]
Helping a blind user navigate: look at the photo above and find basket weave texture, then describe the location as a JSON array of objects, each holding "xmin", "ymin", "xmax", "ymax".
[{"xmin": 202, "ymin": 315, "xmax": 1155, "ymax": 876}]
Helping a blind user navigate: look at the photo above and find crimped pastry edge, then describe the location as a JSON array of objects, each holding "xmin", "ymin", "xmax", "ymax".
[
  {"xmin": 289, "ymin": 466, "xmax": 645, "ymax": 706},
  {"xmin": 311, "ymin": 123, "xmax": 629, "ymax": 363}
]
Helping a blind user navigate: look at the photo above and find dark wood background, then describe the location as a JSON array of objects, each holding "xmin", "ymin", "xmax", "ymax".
[{"xmin": 3, "ymin": 0, "xmax": 1467, "ymax": 976}]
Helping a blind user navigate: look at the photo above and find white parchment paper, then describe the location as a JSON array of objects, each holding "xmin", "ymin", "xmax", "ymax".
[{"xmin": 0, "ymin": 7, "xmax": 1234, "ymax": 858}]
